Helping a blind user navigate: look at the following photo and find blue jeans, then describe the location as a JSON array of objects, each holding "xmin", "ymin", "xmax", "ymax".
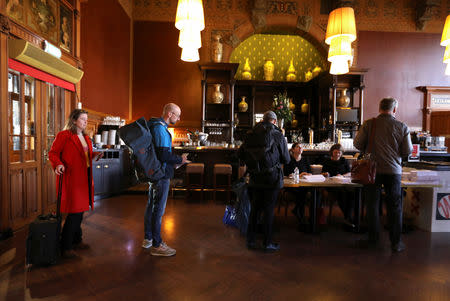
[
  {"xmin": 144, "ymin": 178, "xmax": 170, "ymax": 247},
  {"xmin": 364, "ymin": 173, "xmax": 402, "ymax": 246}
]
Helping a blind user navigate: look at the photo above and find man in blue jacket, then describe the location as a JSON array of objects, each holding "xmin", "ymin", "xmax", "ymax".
[{"xmin": 142, "ymin": 103, "xmax": 189, "ymax": 256}]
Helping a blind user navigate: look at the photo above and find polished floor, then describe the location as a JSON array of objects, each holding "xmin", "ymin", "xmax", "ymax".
[{"xmin": 1, "ymin": 193, "xmax": 450, "ymax": 301}]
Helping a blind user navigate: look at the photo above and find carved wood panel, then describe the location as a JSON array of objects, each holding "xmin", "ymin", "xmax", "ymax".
[
  {"xmin": 24, "ymin": 167, "xmax": 39, "ymax": 216},
  {"xmin": 430, "ymin": 111, "xmax": 450, "ymax": 149},
  {"xmin": 10, "ymin": 169, "xmax": 24, "ymax": 220}
]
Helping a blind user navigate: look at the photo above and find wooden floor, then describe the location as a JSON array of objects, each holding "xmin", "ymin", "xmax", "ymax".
[{"xmin": 1, "ymin": 193, "xmax": 450, "ymax": 301}]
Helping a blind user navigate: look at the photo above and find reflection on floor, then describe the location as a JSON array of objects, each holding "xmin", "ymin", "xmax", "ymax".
[{"xmin": 1, "ymin": 193, "xmax": 450, "ymax": 300}]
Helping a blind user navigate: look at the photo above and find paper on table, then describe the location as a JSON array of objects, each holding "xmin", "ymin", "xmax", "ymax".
[{"xmin": 301, "ymin": 174, "xmax": 326, "ymax": 182}]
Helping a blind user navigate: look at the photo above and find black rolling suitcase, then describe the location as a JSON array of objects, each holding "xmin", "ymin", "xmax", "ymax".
[{"xmin": 26, "ymin": 176, "xmax": 63, "ymax": 266}]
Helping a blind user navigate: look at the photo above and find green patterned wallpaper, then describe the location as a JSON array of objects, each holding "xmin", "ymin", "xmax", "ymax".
[{"xmin": 230, "ymin": 34, "xmax": 326, "ymax": 82}]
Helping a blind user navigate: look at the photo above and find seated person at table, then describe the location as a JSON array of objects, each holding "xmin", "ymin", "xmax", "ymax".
[
  {"xmin": 321, "ymin": 143, "xmax": 355, "ymax": 228},
  {"xmin": 284, "ymin": 143, "xmax": 311, "ymax": 223}
]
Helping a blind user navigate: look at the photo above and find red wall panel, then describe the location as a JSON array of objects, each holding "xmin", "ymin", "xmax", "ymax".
[
  {"xmin": 132, "ymin": 21, "xmax": 202, "ymax": 127},
  {"xmin": 358, "ymin": 31, "xmax": 450, "ymax": 129},
  {"xmin": 80, "ymin": 0, "xmax": 130, "ymax": 118}
]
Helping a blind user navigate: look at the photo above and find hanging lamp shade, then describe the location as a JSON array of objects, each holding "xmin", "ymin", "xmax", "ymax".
[
  {"xmin": 181, "ymin": 47, "xmax": 200, "ymax": 62},
  {"xmin": 330, "ymin": 59, "xmax": 349, "ymax": 75},
  {"xmin": 445, "ymin": 63, "xmax": 450, "ymax": 75},
  {"xmin": 325, "ymin": 7, "xmax": 356, "ymax": 45},
  {"xmin": 443, "ymin": 45, "xmax": 450, "ymax": 63},
  {"xmin": 178, "ymin": 27, "xmax": 202, "ymax": 49},
  {"xmin": 441, "ymin": 15, "xmax": 450, "ymax": 46},
  {"xmin": 327, "ymin": 36, "xmax": 353, "ymax": 62},
  {"xmin": 175, "ymin": 0, "xmax": 205, "ymax": 31}
]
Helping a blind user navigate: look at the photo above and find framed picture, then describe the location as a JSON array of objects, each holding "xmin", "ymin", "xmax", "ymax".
[
  {"xmin": 27, "ymin": 0, "xmax": 58, "ymax": 44},
  {"xmin": 6, "ymin": 0, "xmax": 25, "ymax": 24},
  {"xmin": 59, "ymin": 3, "xmax": 73, "ymax": 53}
]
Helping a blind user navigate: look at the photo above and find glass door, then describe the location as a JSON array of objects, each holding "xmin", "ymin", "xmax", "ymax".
[
  {"xmin": 42, "ymin": 83, "xmax": 65, "ymax": 213},
  {"xmin": 7, "ymin": 71, "xmax": 41, "ymax": 229}
]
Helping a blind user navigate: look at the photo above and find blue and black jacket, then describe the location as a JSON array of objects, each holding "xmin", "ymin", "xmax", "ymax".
[{"xmin": 148, "ymin": 117, "xmax": 182, "ymax": 179}]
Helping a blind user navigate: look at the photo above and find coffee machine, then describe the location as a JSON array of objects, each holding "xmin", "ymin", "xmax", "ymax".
[{"xmin": 411, "ymin": 132, "xmax": 447, "ymax": 152}]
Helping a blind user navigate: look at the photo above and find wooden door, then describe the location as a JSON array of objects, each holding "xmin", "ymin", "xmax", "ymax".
[
  {"xmin": 430, "ymin": 111, "xmax": 450, "ymax": 149},
  {"xmin": 41, "ymin": 84, "xmax": 65, "ymax": 214},
  {"xmin": 7, "ymin": 71, "xmax": 42, "ymax": 229}
]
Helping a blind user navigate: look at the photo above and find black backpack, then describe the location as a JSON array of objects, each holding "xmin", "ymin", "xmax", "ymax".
[
  {"xmin": 118, "ymin": 117, "xmax": 165, "ymax": 184},
  {"xmin": 240, "ymin": 123, "xmax": 278, "ymax": 174}
]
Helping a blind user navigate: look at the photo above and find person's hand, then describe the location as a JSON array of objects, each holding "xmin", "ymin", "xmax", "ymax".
[
  {"xmin": 181, "ymin": 153, "xmax": 190, "ymax": 164},
  {"xmin": 322, "ymin": 172, "xmax": 330, "ymax": 177},
  {"xmin": 300, "ymin": 172, "xmax": 310, "ymax": 177},
  {"xmin": 55, "ymin": 165, "xmax": 65, "ymax": 175}
]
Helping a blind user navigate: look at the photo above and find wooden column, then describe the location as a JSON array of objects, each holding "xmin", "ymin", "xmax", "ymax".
[{"xmin": 0, "ymin": 13, "xmax": 11, "ymax": 234}]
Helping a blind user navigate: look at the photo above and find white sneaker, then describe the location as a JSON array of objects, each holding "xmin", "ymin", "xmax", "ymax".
[
  {"xmin": 150, "ymin": 242, "xmax": 176, "ymax": 256},
  {"xmin": 142, "ymin": 239, "xmax": 153, "ymax": 249}
]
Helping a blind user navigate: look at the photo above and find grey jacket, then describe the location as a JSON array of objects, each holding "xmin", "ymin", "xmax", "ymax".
[{"xmin": 354, "ymin": 113, "xmax": 413, "ymax": 175}]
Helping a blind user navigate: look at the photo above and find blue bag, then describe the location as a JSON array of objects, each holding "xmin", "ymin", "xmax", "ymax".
[{"xmin": 223, "ymin": 205, "xmax": 237, "ymax": 227}]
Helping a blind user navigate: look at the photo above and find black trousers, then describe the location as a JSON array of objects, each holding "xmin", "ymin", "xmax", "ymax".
[
  {"xmin": 327, "ymin": 188, "xmax": 355, "ymax": 221},
  {"xmin": 61, "ymin": 212, "xmax": 83, "ymax": 251},
  {"xmin": 247, "ymin": 187, "xmax": 280, "ymax": 246},
  {"xmin": 364, "ymin": 174, "xmax": 402, "ymax": 246}
]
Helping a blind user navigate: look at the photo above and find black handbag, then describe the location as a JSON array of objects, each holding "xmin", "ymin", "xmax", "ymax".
[{"xmin": 351, "ymin": 118, "xmax": 377, "ymax": 185}]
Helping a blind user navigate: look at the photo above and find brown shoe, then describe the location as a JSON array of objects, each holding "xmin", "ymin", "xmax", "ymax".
[
  {"xmin": 150, "ymin": 242, "xmax": 176, "ymax": 257},
  {"xmin": 62, "ymin": 249, "xmax": 78, "ymax": 259},
  {"xmin": 73, "ymin": 242, "xmax": 90, "ymax": 250}
]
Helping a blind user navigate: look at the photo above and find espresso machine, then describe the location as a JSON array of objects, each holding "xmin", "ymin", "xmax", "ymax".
[{"xmin": 411, "ymin": 132, "xmax": 447, "ymax": 152}]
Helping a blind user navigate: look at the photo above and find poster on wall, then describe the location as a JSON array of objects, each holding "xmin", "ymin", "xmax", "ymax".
[
  {"xmin": 436, "ymin": 193, "xmax": 450, "ymax": 220},
  {"xmin": 59, "ymin": 4, "xmax": 73, "ymax": 53},
  {"xmin": 26, "ymin": 0, "xmax": 58, "ymax": 44}
]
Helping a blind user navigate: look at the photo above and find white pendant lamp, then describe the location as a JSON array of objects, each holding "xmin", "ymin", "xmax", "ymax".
[
  {"xmin": 181, "ymin": 47, "xmax": 200, "ymax": 62},
  {"xmin": 327, "ymin": 36, "xmax": 353, "ymax": 62},
  {"xmin": 325, "ymin": 7, "xmax": 356, "ymax": 45},
  {"xmin": 175, "ymin": 0, "xmax": 205, "ymax": 31},
  {"xmin": 178, "ymin": 26, "xmax": 202, "ymax": 49},
  {"xmin": 330, "ymin": 59, "xmax": 349, "ymax": 75}
]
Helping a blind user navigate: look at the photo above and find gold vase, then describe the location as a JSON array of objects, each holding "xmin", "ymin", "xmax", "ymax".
[
  {"xmin": 238, "ymin": 96, "xmax": 248, "ymax": 112},
  {"xmin": 264, "ymin": 59, "xmax": 274, "ymax": 81},
  {"xmin": 211, "ymin": 84, "xmax": 224, "ymax": 104},
  {"xmin": 211, "ymin": 34, "xmax": 223, "ymax": 63},
  {"xmin": 305, "ymin": 68, "xmax": 313, "ymax": 82},
  {"xmin": 337, "ymin": 89, "xmax": 350, "ymax": 107},
  {"xmin": 242, "ymin": 58, "xmax": 252, "ymax": 80},
  {"xmin": 286, "ymin": 59, "xmax": 296, "ymax": 81},
  {"xmin": 288, "ymin": 98, "xmax": 295, "ymax": 111},
  {"xmin": 291, "ymin": 117, "xmax": 298, "ymax": 128},
  {"xmin": 301, "ymin": 99, "xmax": 309, "ymax": 114},
  {"xmin": 312, "ymin": 65, "xmax": 322, "ymax": 77}
]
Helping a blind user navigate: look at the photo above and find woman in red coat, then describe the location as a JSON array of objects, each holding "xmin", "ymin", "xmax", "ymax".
[{"xmin": 49, "ymin": 109, "xmax": 102, "ymax": 258}]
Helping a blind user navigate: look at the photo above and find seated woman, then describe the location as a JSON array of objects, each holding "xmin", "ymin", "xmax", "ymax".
[
  {"xmin": 321, "ymin": 143, "xmax": 355, "ymax": 228},
  {"xmin": 284, "ymin": 143, "xmax": 311, "ymax": 223}
]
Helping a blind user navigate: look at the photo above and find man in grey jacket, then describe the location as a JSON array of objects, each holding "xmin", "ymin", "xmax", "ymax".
[{"xmin": 354, "ymin": 97, "xmax": 412, "ymax": 252}]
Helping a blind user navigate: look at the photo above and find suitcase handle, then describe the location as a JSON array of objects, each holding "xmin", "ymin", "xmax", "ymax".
[{"xmin": 56, "ymin": 174, "xmax": 63, "ymax": 217}]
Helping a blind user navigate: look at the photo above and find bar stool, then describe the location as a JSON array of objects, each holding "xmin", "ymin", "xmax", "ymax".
[
  {"xmin": 213, "ymin": 163, "xmax": 232, "ymax": 202},
  {"xmin": 185, "ymin": 163, "xmax": 204, "ymax": 201}
]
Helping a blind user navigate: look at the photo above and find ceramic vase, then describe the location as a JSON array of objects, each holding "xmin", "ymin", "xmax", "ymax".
[
  {"xmin": 264, "ymin": 59, "xmax": 274, "ymax": 81},
  {"xmin": 288, "ymin": 98, "xmax": 295, "ymax": 111},
  {"xmin": 242, "ymin": 58, "xmax": 252, "ymax": 80},
  {"xmin": 238, "ymin": 96, "xmax": 248, "ymax": 112},
  {"xmin": 337, "ymin": 89, "xmax": 350, "ymax": 107},
  {"xmin": 286, "ymin": 59, "xmax": 296, "ymax": 81},
  {"xmin": 305, "ymin": 68, "xmax": 313, "ymax": 82},
  {"xmin": 212, "ymin": 84, "xmax": 224, "ymax": 103},
  {"xmin": 301, "ymin": 99, "xmax": 309, "ymax": 114},
  {"xmin": 211, "ymin": 34, "xmax": 223, "ymax": 63}
]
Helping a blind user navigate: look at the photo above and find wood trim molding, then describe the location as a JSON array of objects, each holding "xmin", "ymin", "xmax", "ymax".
[
  {"xmin": 417, "ymin": 86, "xmax": 450, "ymax": 132},
  {"xmin": 0, "ymin": 31, "xmax": 10, "ymax": 232},
  {"xmin": 0, "ymin": 13, "xmax": 10, "ymax": 35}
]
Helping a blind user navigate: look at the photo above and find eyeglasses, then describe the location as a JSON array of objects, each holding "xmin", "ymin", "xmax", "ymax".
[{"xmin": 171, "ymin": 111, "xmax": 180, "ymax": 118}]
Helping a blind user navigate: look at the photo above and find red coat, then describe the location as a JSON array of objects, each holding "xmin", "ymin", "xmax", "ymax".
[{"xmin": 49, "ymin": 130, "xmax": 96, "ymax": 213}]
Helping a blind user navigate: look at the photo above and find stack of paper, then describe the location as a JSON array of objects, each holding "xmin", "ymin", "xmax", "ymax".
[
  {"xmin": 330, "ymin": 176, "xmax": 351, "ymax": 183},
  {"xmin": 409, "ymin": 170, "xmax": 439, "ymax": 182},
  {"xmin": 301, "ymin": 175, "xmax": 326, "ymax": 182}
]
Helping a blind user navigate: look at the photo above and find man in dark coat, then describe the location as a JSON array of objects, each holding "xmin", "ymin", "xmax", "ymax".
[
  {"xmin": 238, "ymin": 111, "xmax": 290, "ymax": 252},
  {"xmin": 354, "ymin": 97, "xmax": 412, "ymax": 252}
]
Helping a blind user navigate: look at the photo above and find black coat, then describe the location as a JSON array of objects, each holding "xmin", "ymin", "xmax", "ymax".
[
  {"xmin": 238, "ymin": 121, "xmax": 290, "ymax": 189},
  {"xmin": 322, "ymin": 157, "xmax": 350, "ymax": 176}
]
